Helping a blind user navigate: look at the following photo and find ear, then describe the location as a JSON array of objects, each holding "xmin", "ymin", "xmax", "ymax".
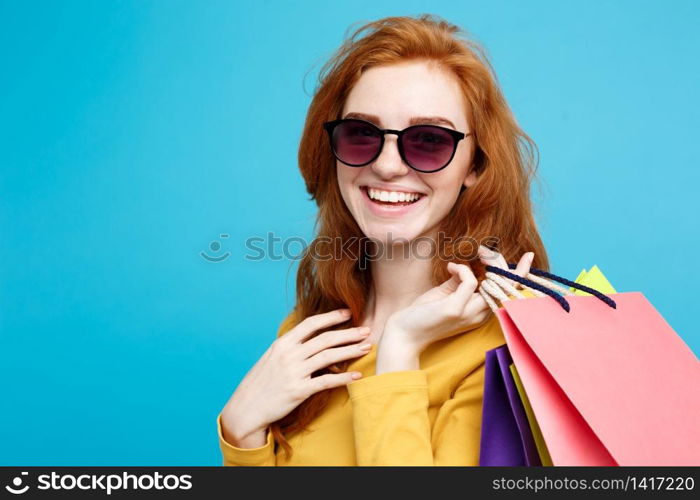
[{"xmin": 462, "ymin": 163, "xmax": 478, "ymax": 189}]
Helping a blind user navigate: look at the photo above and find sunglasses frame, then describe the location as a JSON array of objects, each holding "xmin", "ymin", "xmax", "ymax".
[{"xmin": 323, "ymin": 118, "xmax": 471, "ymax": 173}]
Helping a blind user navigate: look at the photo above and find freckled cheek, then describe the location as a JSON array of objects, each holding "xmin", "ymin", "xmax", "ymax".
[
  {"xmin": 336, "ymin": 167, "xmax": 362, "ymax": 209},
  {"xmin": 422, "ymin": 175, "xmax": 464, "ymax": 215},
  {"xmin": 420, "ymin": 173, "xmax": 455, "ymax": 199}
]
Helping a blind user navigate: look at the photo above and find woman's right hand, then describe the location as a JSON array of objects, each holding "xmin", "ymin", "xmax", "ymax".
[{"xmin": 220, "ymin": 308, "xmax": 372, "ymax": 448}]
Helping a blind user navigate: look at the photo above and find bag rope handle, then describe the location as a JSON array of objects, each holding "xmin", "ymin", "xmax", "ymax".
[
  {"xmin": 483, "ymin": 265, "xmax": 572, "ymax": 312},
  {"xmin": 485, "ymin": 271, "xmax": 526, "ymax": 299},
  {"xmin": 478, "ymin": 286, "xmax": 500, "ymax": 312},
  {"xmin": 520, "ymin": 272, "xmax": 574, "ymax": 296},
  {"xmin": 480, "ymin": 265, "xmax": 617, "ymax": 312},
  {"xmin": 508, "ymin": 263, "xmax": 617, "ymax": 309}
]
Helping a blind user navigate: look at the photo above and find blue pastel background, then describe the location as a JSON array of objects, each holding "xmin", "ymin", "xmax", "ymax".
[{"xmin": 1, "ymin": 0, "xmax": 698, "ymax": 465}]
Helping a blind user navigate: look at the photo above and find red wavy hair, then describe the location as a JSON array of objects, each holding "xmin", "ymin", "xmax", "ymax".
[{"xmin": 270, "ymin": 13, "xmax": 550, "ymax": 459}]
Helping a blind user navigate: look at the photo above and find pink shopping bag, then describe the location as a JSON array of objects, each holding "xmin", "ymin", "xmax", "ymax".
[{"xmin": 480, "ymin": 265, "xmax": 700, "ymax": 466}]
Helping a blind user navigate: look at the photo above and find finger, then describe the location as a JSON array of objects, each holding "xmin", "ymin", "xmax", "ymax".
[
  {"xmin": 478, "ymin": 246, "xmax": 518, "ymax": 288},
  {"xmin": 512, "ymin": 251, "xmax": 534, "ymax": 277},
  {"xmin": 462, "ymin": 289, "xmax": 491, "ymax": 319},
  {"xmin": 447, "ymin": 263, "xmax": 478, "ymax": 310},
  {"xmin": 304, "ymin": 343, "xmax": 372, "ymax": 374},
  {"xmin": 477, "ymin": 244, "xmax": 502, "ymax": 266},
  {"xmin": 299, "ymin": 326, "xmax": 371, "ymax": 359},
  {"xmin": 511, "ymin": 252, "xmax": 535, "ymax": 288},
  {"xmin": 438, "ymin": 262, "xmax": 463, "ymax": 294},
  {"xmin": 288, "ymin": 308, "xmax": 352, "ymax": 344},
  {"xmin": 305, "ymin": 371, "xmax": 363, "ymax": 396},
  {"xmin": 478, "ymin": 244, "xmax": 509, "ymax": 269},
  {"xmin": 478, "ymin": 246, "xmax": 507, "ymax": 279},
  {"xmin": 462, "ymin": 298, "xmax": 493, "ymax": 326}
]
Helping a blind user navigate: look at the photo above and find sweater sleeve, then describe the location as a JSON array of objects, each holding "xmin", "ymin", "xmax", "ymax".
[
  {"xmin": 217, "ymin": 412, "xmax": 276, "ymax": 466},
  {"xmin": 217, "ymin": 310, "xmax": 299, "ymax": 466},
  {"xmin": 347, "ymin": 362, "xmax": 488, "ymax": 466}
]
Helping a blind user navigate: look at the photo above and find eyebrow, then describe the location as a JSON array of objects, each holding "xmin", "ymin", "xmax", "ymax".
[{"xmin": 342, "ymin": 112, "xmax": 457, "ymax": 130}]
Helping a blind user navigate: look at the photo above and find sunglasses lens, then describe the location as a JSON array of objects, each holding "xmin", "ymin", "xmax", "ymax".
[
  {"xmin": 331, "ymin": 120, "xmax": 382, "ymax": 165},
  {"xmin": 402, "ymin": 126, "xmax": 456, "ymax": 172}
]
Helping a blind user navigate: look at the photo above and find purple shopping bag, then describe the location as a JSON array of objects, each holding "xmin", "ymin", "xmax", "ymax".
[{"xmin": 479, "ymin": 344, "xmax": 541, "ymax": 466}]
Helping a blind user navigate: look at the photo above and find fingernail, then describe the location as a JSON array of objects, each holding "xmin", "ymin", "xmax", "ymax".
[
  {"xmin": 359, "ymin": 326, "xmax": 371, "ymax": 335},
  {"xmin": 340, "ymin": 308, "xmax": 351, "ymax": 315},
  {"xmin": 527, "ymin": 252, "xmax": 535, "ymax": 261},
  {"xmin": 359, "ymin": 343, "xmax": 373, "ymax": 350},
  {"xmin": 351, "ymin": 372, "xmax": 363, "ymax": 379}
]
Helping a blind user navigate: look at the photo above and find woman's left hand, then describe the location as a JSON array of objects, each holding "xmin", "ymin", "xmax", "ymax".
[{"xmin": 376, "ymin": 246, "xmax": 534, "ymax": 373}]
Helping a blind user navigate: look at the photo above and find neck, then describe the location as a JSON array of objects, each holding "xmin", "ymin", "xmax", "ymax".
[{"xmin": 362, "ymin": 230, "xmax": 438, "ymax": 341}]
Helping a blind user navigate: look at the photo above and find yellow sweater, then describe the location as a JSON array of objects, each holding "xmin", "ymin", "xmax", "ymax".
[{"xmin": 216, "ymin": 308, "xmax": 508, "ymax": 466}]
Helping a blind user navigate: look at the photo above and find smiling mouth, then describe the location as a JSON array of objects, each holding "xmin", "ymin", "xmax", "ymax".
[{"xmin": 360, "ymin": 186, "xmax": 426, "ymax": 206}]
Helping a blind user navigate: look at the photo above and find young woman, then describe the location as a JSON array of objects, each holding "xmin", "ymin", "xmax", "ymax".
[{"xmin": 216, "ymin": 14, "xmax": 548, "ymax": 466}]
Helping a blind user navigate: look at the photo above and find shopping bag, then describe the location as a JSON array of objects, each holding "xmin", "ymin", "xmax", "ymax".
[
  {"xmin": 510, "ymin": 363, "xmax": 553, "ymax": 466},
  {"xmin": 479, "ymin": 267, "xmax": 599, "ymax": 466},
  {"xmin": 571, "ymin": 264, "xmax": 616, "ymax": 295},
  {"xmin": 479, "ymin": 266, "xmax": 609, "ymax": 466},
  {"xmin": 480, "ymin": 344, "xmax": 541, "ymax": 466},
  {"xmin": 479, "ymin": 264, "xmax": 700, "ymax": 466}
]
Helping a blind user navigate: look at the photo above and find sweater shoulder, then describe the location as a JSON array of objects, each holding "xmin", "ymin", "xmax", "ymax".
[{"xmin": 276, "ymin": 309, "xmax": 300, "ymax": 338}]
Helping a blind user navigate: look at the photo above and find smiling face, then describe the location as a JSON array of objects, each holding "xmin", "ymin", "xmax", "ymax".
[{"xmin": 336, "ymin": 60, "xmax": 477, "ymax": 246}]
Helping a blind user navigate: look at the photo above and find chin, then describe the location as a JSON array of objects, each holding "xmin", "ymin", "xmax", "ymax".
[{"xmin": 361, "ymin": 224, "xmax": 426, "ymax": 247}]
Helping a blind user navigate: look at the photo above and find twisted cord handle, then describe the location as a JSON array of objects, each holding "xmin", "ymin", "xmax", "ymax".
[
  {"xmin": 485, "ymin": 271, "xmax": 526, "ymax": 299},
  {"xmin": 483, "ymin": 265, "xmax": 571, "ymax": 312},
  {"xmin": 478, "ymin": 286, "xmax": 500, "ymax": 311},
  {"xmin": 508, "ymin": 263, "xmax": 617, "ymax": 309},
  {"xmin": 522, "ymin": 272, "xmax": 574, "ymax": 296},
  {"xmin": 478, "ymin": 264, "xmax": 617, "ymax": 313}
]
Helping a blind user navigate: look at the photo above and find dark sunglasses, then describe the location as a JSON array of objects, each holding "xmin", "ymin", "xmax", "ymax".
[{"xmin": 323, "ymin": 118, "xmax": 471, "ymax": 173}]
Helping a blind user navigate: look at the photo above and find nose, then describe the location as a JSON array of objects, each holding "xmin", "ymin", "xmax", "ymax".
[{"xmin": 370, "ymin": 134, "xmax": 410, "ymax": 179}]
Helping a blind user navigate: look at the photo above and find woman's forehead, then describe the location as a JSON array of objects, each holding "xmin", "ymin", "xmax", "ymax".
[{"xmin": 342, "ymin": 61, "xmax": 468, "ymax": 129}]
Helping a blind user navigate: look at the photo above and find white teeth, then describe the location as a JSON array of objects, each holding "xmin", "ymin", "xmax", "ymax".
[{"xmin": 366, "ymin": 187, "xmax": 423, "ymax": 203}]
